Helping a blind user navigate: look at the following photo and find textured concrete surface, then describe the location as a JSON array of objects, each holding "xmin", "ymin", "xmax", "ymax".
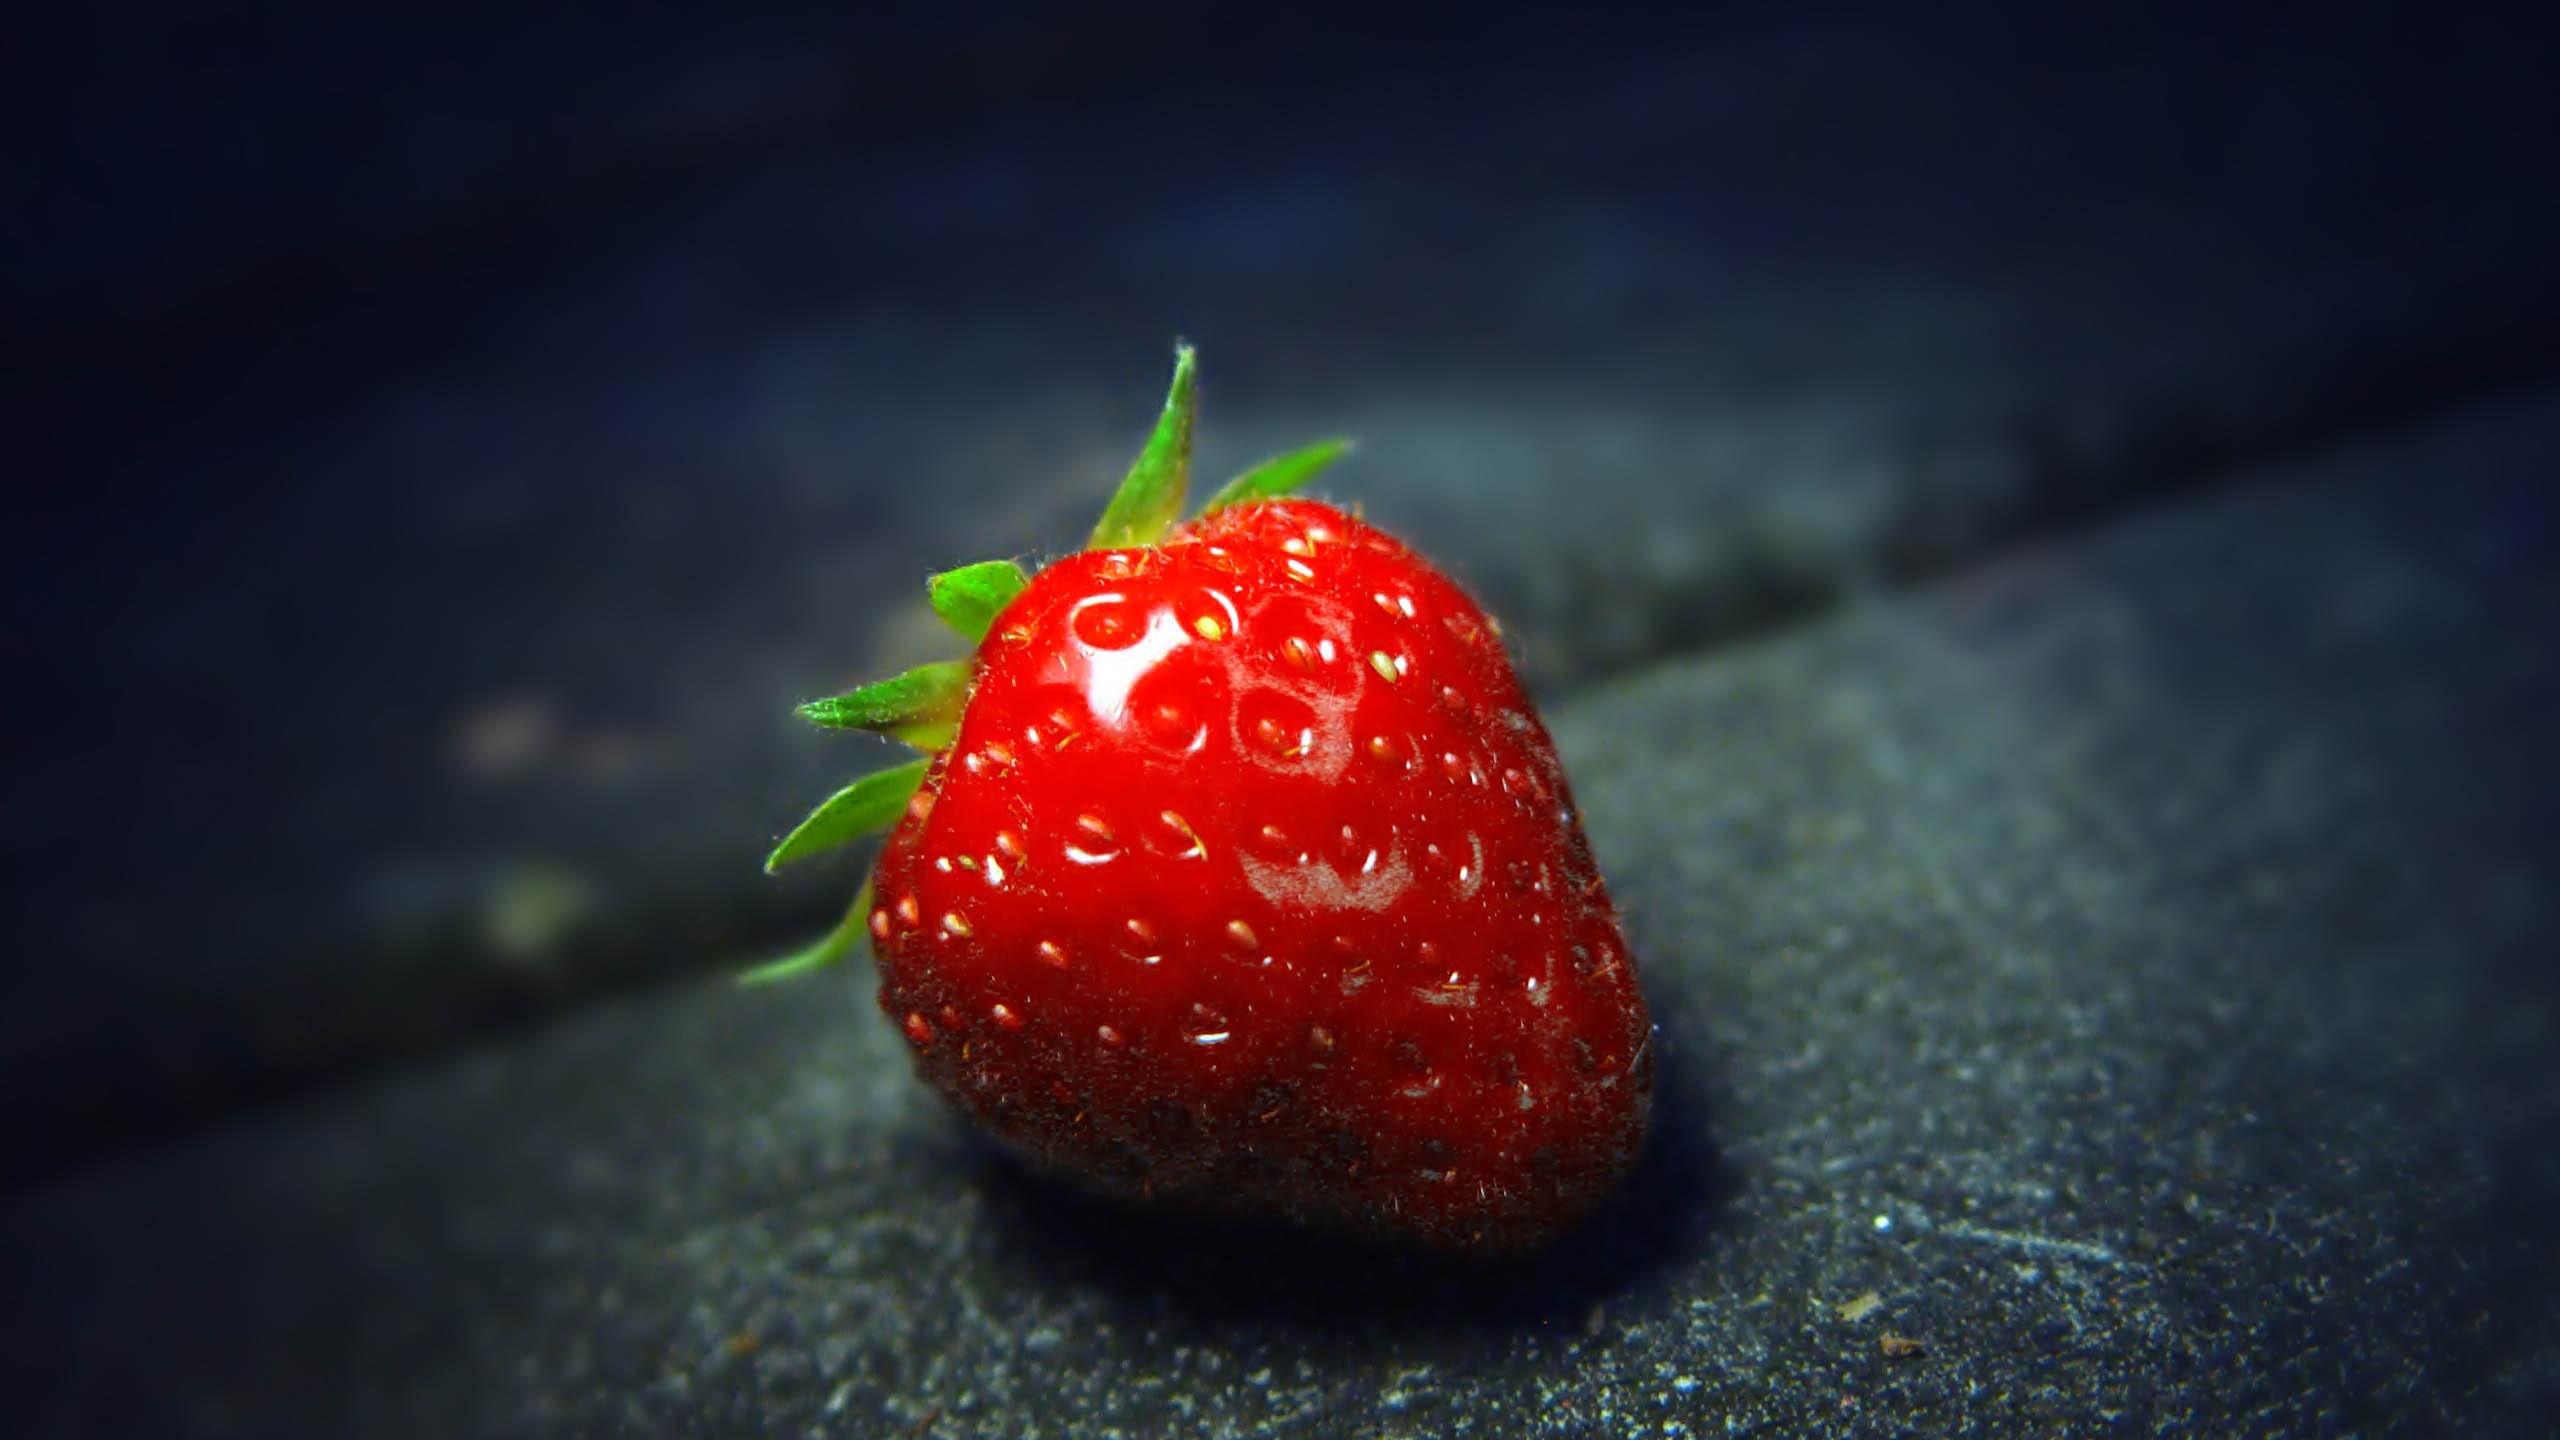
[{"xmin": 5, "ymin": 392, "xmax": 2552, "ymax": 1436}]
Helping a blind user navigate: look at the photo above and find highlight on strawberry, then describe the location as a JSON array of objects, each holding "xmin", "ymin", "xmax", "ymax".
[{"xmin": 755, "ymin": 346, "xmax": 1653, "ymax": 1253}]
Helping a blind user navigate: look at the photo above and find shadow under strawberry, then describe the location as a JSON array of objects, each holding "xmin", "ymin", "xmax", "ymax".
[{"xmin": 962, "ymin": 1002, "xmax": 1728, "ymax": 1334}]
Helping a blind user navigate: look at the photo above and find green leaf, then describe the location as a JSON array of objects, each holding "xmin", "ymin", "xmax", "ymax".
[
  {"xmin": 737, "ymin": 879, "xmax": 873, "ymax": 985},
  {"xmin": 1198, "ymin": 437, "xmax": 1353, "ymax": 517},
  {"xmin": 1087, "ymin": 343, "xmax": 1198, "ymax": 549},
  {"xmin": 764, "ymin": 759, "xmax": 929, "ymax": 873},
  {"xmin": 928, "ymin": 560, "xmax": 1030, "ymax": 644},
  {"xmin": 796, "ymin": 661, "xmax": 971, "ymax": 747},
  {"xmin": 886, "ymin": 718, "xmax": 959, "ymax": 751}
]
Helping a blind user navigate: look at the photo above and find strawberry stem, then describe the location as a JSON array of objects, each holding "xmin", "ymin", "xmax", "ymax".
[
  {"xmin": 928, "ymin": 560, "xmax": 1031, "ymax": 644},
  {"xmin": 1087, "ymin": 343, "xmax": 1197, "ymax": 550},
  {"xmin": 1198, "ymin": 437, "xmax": 1354, "ymax": 517},
  {"xmin": 764, "ymin": 758, "xmax": 930, "ymax": 873}
]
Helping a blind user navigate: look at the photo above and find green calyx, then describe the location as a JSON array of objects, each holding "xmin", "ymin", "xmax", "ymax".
[
  {"xmin": 743, "ymin": 344, "xmax": 1353, "ymax": 982},
  {"xmin": 1085, "ymin": 343, "xmax": 1355, "ymax": 549}
]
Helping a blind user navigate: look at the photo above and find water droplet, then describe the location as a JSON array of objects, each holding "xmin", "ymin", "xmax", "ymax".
[
  {"xmin": 982, "ymin": 855, "xmax": 1006, "ymax": 886},
  {"xmin": 1189, "ymin": 1031, "xmax": 1232, "ymax": 1046}
]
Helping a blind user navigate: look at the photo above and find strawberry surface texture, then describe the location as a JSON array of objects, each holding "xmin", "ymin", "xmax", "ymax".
[{"xmin": 762, "ymin": 349, "xmax": 1652, "ymax": 1253}]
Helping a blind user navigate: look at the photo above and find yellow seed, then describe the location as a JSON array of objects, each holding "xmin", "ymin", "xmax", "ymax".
[
  {"xmin": 1160, "ymin": 809, "xmax": 1207, "ymax": 858},
  {"xmin": 1369, "ymin": 651, "xmax": 1399, "ymax": 682},
  {"xmin": 1192, "ymin": 613, "xmax": 1227, "ymax": 642}
]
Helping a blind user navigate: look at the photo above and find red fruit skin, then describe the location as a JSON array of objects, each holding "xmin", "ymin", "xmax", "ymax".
[{"xmin": 867, "ymin": 499, "xmax": 1652, "ymax": 1253}]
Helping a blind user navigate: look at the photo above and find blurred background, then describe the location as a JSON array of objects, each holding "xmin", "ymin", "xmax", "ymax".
[{"xmin": 6, "ymin": 0, "xmax": 2557, "ymax": 1197}]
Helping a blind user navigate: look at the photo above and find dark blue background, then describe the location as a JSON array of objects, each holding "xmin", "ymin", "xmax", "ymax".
[{"xmin": 6, "ymin": 0, "xmax": 2556, "ymax": 1189}]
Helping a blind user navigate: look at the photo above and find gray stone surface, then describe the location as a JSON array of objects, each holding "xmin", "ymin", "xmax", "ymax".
[{"xmin": 6, "ymin": 392, "xmax": 2553, "ymax": 1436}]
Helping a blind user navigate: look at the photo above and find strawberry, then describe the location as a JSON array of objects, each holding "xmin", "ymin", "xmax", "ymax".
[{"xmin": 757, "ymin": 347, "xmax": 1652, "ymax": 1253}]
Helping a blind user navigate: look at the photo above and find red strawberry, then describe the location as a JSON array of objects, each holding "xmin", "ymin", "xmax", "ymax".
[{"xmin": 758, "ymin": 348, "xmax": 1652, "ymax": 1253}]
